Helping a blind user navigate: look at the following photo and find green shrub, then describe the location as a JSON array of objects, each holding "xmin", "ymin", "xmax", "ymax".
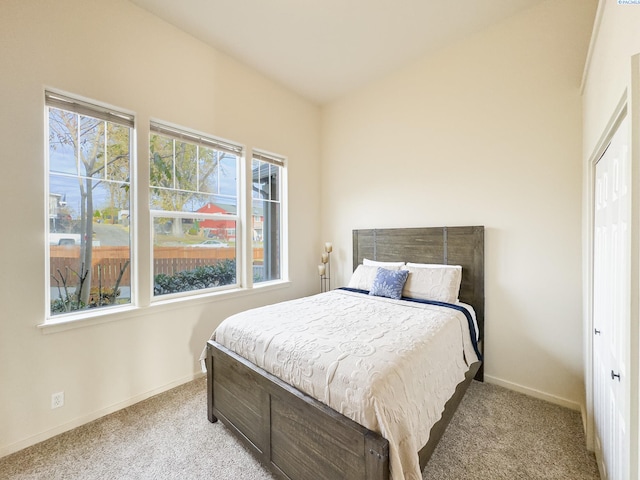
[
  {"xmin": 154, "ymin": 259, "xmax": 236, "ymax": 296},
  {"xmin": 51, "ymin": 297, "xmax": 85, "ymax": 313}
]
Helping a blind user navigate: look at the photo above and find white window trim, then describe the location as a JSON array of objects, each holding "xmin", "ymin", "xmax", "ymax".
[
  {"xmin": 37, "ymin": 279, "xmax": 291, "ymax": 334},
  {"xmin": 251, "ymin": 149, "xmax": 289, "ymax": 286},
  {"xmin": 40, "ymin": 93, "xmax": 291, "ymax": 331},
  {"xmin": 44, "ymin": 90, "xmax": 136, "ymax": 324},
  {"xmin": 148, "ymin": 120, "xmax": 244, "ymax": 300}
]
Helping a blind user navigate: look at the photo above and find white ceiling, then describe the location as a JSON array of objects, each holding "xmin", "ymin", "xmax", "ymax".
[{"xmin": 129, "ymin": 0, "xmax": 547, "ymax": 104}]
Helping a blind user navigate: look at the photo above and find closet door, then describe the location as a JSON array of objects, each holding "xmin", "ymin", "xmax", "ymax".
[{"xmin": 593, "ymin": 115, "xmax": 630, "ymax": 480}]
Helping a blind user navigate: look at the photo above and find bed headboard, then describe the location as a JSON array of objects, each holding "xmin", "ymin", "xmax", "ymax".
[{"xmin": 352, "ymin": 226, "xmax": 485, "ymax": 349}]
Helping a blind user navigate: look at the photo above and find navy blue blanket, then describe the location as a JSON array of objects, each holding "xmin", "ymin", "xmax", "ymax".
[{"xmin": 338, "ymin": 287, "xmax": 482, "ymax": 361}]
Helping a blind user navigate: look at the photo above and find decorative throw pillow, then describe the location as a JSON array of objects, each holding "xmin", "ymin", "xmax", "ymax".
[{"xmin": 369, "ymin": 267, "xmax": 409, "ymax": 300}]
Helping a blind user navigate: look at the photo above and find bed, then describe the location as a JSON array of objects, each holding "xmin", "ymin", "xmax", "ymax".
[{"xmin": 204, "ymin": 226, "xmax": 484, "ymax": 480}]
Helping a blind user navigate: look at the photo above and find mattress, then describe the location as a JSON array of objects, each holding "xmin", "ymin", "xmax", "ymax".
[{"xmin": 209, "ymin": 288, "xmax": 479, "ymax": 480}]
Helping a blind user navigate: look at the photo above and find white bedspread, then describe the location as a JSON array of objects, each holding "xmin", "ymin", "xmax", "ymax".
[{"xmin": 211, "ymin": 289, "xmax": 479, "ymax": 480}]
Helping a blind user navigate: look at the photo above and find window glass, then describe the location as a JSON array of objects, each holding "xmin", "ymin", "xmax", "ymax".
[
  {"xmin": 45, "ymin": 92, "xmax": 288, "ymax": 322},
  {"xmin": 252, "ymin": 155, "xmax": 283, "ymax": 283},
  {"xmin": 150, "ymin": 125, "xmax": 240, "ymax": 297},
  {"xmin": 47, "ymin": 100, "xmax": 132, "ymax": 316}
]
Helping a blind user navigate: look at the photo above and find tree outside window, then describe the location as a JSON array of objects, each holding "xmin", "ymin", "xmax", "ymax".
[
  {"xmin": 149, "ymin": 123, "xmax": 241, "ymax": 297},
  {"xmin": 46, "ymin": 93, "xmax": 132, "ymax": 316},
  {"xmin": 45, "ymin": 92, "xmax": 288, "ymax": 320}
]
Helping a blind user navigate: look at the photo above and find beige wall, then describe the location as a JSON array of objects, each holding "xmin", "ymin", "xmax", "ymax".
[
  {"xmin": 583, "ymin": 0, "xmax": 640, "ymax": 156},
  {"xmin": 321, "ymin": 0, "xmax": 596, "ymax": 408},
  {"xmin": 0, "ymin": 0, "xmax": 320, "ymax": 455}
]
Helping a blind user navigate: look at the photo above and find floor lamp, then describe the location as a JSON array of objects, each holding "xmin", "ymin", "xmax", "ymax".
[{"xmin": 318, "ymin": 242, "xmax": 332, "ymax": 293}]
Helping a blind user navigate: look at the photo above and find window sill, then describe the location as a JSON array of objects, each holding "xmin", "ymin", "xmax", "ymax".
[{"xmin": 38, "ymin": 280, "xmax": 291, "ymax": 334}]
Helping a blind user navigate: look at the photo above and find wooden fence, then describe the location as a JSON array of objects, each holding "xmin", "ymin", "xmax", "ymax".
[{"xmin": 50, "ymin": 246, "xmax": 262, "ymax": 287}]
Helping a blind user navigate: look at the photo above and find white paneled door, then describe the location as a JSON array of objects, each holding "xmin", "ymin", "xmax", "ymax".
[{"xmin": 593, "ymin": 115, "xmax": 630, "ymax": 480}]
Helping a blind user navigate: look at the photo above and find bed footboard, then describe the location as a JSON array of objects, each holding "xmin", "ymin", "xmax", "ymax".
[{"xmin": 206, "ymin": 340, "xmax": 390, "ymax": 480}]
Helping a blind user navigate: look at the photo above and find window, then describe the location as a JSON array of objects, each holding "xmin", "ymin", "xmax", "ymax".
[
  {"xmin": 46, "ymin": 92, "xmax": 133, "ymax": 316},
  {"xmin": 252, "ymin": 151, "xmax": 285, "ymax": 283},
  {"xmin": 150, "ymin": 122, "xmax": 242, "ymax": 297},
  {"xmin": 44, "ymin": 91, "xmax": 288, "ymax": 322}
]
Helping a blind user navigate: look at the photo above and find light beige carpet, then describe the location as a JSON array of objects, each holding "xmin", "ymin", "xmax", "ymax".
[
  {"xmin": 0, "ymin": 378, "xmax": 600, "ymax": 479},
  {"xmin": 423, "ymin": 381, "xmax": 600, "ymax": 480}
]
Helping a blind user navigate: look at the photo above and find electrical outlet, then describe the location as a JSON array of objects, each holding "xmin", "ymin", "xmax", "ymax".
[{"xmin": 51, "ymin": 391, "xmax": 64, "ymax": 409}]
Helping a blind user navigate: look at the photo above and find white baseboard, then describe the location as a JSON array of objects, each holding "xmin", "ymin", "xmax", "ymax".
[
  {"xmin": 580, "ymin": 404, "xmax": 589, "ymax": 439},
  {"xmin": 484, "ymin": 374, "xmax": 583, "ymax": 412},
  {"xmin": 0, "ymin": 371, "xmax": 205, "ymax": 459}
]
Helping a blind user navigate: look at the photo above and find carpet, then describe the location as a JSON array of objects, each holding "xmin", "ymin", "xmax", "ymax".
[{"xmin": 0, "ymin": 378, "xmax": 600, "ymax": 479}]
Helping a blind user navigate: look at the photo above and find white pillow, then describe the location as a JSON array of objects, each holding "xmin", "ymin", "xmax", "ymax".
[
  {"xmin": 363, "ymin": 258, "xmax": 404, "ymax": 269},
  {"xmin": 406, "ymin": 262, "xmax": 455, "ymax": 268},
  {"xmin": 347, "ymin": 264, "xmax": 387, "ymax": 290},
  {"xmin": 401, "ymin": 265, "xmax": 462, "ymax": 303}
]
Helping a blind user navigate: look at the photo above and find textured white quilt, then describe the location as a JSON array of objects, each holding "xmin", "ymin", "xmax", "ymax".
[{"xmin": 212, "ymin": 289, "xmax": 479, "ymax": 480}]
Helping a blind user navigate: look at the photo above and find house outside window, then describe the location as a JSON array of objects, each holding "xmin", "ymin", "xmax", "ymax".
[
  {"xmin": 149, "ymin": 122, "xmax": 241, "ymax": 297},
  {"xmin": 46, "ymin": 91, "xmax": 133, "ymax": 317},
  {"xmin": 252, "ymin": 151, "xmax": 285, "ymax": 283}
]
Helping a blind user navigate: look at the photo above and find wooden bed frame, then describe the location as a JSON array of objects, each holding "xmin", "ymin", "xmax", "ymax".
[{"xmin": 206, "ymin": 226, "xmax": 484, "ymax": 480}]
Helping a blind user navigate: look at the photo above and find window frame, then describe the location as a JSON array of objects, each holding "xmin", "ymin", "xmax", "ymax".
[
  {"xmin": 44, "ymin": 90, "xmax": 135, "ymax": 323},
  {"xmin": 41, "ymin": 90, "xmax": 290, "ymax": 329},
  {"xmin": 148, "ymin": 121, "xmax": 244, "ymax": 301},
  {"xmin": 251, "ymin": 149, "xmax": 288, "ymax": 287}
]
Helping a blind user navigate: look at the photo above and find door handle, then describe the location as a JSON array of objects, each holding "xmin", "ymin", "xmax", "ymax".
[
  {"xmin": 594, "ymin": 329, "xmax": 601, "ymax": 335},
  {"xmin": 611, "ymin": 370, "xmax": 621, "ymax": 381}
]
